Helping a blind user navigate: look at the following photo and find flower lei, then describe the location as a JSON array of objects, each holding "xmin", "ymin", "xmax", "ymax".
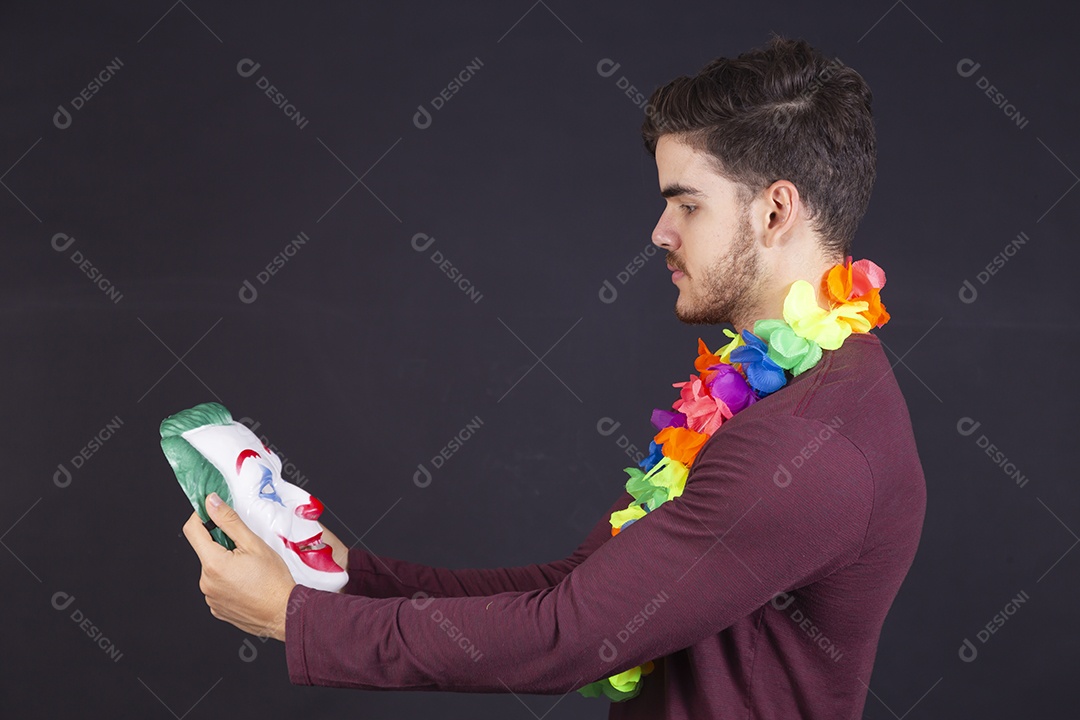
[{"xmin": 576, "ymin": 256, "xmax": 891, "ymax": 702}]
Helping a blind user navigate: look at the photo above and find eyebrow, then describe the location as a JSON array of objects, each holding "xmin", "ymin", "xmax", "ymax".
[
  {"xmin": 660, "ymin": 183, "xmax": 707, "ymax": 199},
  {"xmin": 236, "ymin": 448, "xmax": 261, "ymax": 474}
]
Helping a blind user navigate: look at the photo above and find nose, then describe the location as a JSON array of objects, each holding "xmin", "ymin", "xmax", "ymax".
[
  {"xmin": 295, "ymin": 495, "xmax": 325, "ymax": 520},
  {"xmin": 651, "ymin": 208, "xmax": 679, "ymax": 251}
]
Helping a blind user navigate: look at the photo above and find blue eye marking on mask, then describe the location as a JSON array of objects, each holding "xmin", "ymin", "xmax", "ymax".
[{"xmin": 258, "ymin": 466, "xmax": 285, "ymax": 506}]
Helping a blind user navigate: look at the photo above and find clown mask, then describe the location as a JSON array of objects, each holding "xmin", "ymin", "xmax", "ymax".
[{"xmin": 160, "ymin": 402, "xmax": 347, "ymax": 592}]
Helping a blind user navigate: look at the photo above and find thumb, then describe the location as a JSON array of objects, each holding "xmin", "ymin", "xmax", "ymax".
[{"xmin": 205, "ymin": 493, "xmax": 259, "ymax": 549}]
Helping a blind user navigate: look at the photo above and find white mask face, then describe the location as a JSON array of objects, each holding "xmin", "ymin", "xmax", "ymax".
[{"xmin": 182, "ymin": 421, "xmax": 347, "ymax": 592}]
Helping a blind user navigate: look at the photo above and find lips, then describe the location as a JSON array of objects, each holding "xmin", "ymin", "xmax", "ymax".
[
  {"xmin": 667, "ymin": 263, "xmax": 685, "ymax": 276},
  {"xmin": 281, "ymin": 531, "xmax": 344, "ymax": 573}
]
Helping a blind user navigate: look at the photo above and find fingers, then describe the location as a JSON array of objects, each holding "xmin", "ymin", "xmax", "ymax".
[
  {"xmin": 318, "ymin": 523, "xmax": 348, "ymax": 573},
  {"xmin": 182, "ymin": 511, "xmax": 223, "ymax": 563},
  {"xmin": 204, "ymin": 493, "xmax": 260, "ymax": 550}
]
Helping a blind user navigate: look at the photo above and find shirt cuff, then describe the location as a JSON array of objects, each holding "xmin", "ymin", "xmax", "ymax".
[
  {"xmin": 284, "ymin": 583, "xmax": 318, "ymax": 685},
  {"xmin": 340, "ymin": 547, "xmax": 369, "ymax": 595}
]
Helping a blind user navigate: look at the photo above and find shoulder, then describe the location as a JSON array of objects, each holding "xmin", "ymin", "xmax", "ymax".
[
  {"xmin": 691, "ymin": 414, "xmax": 874, "ymax": 526},
  {"xmin": 697, "ymin": 413, "xmax": 871, "ymax": 477},
  {"xmin": 678, "ymin": 414, "xmax": 874, "ymax": 571}
]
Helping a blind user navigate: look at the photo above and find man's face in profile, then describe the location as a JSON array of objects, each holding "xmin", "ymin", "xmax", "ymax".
[
  {"xmin": 182, "ymin": 421, "xmax": 347, "ymax": 592},
  {"xmin": 650, "ymin": 135, "xmax": 766, "ymax": 327}
]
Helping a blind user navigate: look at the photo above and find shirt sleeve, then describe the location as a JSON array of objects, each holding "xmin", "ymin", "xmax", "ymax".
[
  {"xmin": 338, "ymin": 490, "xmax": 634, "ymax": 598},
  {"xmin": 284, "ymin": 414, "xmax": 873, "ymax": 693}
]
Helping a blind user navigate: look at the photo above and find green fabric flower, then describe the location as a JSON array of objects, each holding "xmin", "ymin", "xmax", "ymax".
[{"xmin": 753, "ymin": 318, "xmax": 823, "ymax": 376}]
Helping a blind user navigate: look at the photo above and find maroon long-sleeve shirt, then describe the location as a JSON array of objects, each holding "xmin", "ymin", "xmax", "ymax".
[{"xmin": 284, "ymin": 332, "xmax": 927, "ymax": 718}]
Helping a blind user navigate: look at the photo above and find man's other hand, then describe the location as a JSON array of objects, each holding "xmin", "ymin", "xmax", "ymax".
[{"xmin": 182, "ymin": 492, "xmax": 296, "ymax": 641}]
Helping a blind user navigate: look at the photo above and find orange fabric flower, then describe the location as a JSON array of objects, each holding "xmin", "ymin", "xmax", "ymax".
[
  {"xmin": 856, "ymin": 287, "xmax": 890, "ymax": 327},
  {"xmin": 823, "ymin": 256, "xmax": 891, "ymax": 329},
  {"xmin": 654, "ymin": 426, "xmax": 709, "ymax": 467},
  {"xmin": 693, "ymin": 338, "xmax": 723, "ymax": 374}
]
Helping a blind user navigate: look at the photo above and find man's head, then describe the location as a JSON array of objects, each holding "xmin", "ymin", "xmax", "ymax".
[
  {"xmin": 643, "ymin": 35, "xmax": 876, "ymax": 330},
  {"xmin": 161, "ymin": 402, "xmax": 347, "ymax": 592}
]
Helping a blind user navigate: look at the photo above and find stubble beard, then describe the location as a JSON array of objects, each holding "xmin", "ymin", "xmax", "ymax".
[{"xmin": 672, "ymin": 210, "xmax": 766, "ymax": 327}]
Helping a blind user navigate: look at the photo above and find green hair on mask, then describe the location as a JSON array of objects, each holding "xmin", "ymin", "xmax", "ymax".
[{"xmin": 160, "ymin": 401, "xmax": 237, "ymax": 550}]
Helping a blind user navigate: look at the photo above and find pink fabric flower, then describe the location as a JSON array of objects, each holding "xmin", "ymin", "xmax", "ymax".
[{"xmin": 671, "ymin": 374, "xmax": 732, "ymax": 435}]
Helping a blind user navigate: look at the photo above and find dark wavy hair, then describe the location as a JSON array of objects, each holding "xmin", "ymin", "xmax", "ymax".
[{"xmin": 641, "ymin": 34, "xmax": 876, "ymax": 260}]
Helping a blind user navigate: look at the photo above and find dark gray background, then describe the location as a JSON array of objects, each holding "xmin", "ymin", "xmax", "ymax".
[{"xmin": 3, "ymin": 1, "xmax": 1076, "ymax": 718}]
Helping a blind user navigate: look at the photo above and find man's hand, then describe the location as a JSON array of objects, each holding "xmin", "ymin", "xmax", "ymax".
[{"xmin": 182, "ymin": 492, "xmax": 296, "ymax": 641}]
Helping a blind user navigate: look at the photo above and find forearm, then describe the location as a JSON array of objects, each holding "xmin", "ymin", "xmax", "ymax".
[
  {"xmin": 340, "ymin": 490, "xmax": 632, "ymax": 598},
  {"xmin": 286, "ymin": 580, "xmax": 599, "ymax": 693},
  {"xmin": 343, "ymin": 548, "xmax": 579, "ymax": 598}
]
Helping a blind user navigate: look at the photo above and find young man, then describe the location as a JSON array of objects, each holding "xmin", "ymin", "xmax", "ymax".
[{"xmin": 185, "ymin": 35, "xmax": 926, "ymax": 719}]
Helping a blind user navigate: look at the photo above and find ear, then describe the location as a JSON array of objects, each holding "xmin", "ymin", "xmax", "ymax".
[{"xmin": 758, "ymin": 180, "xmax": 801, "ymax": 248}]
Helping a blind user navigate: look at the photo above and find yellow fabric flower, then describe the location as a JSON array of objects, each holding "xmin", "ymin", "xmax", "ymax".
[
  {"xmin": 715, "ymin": 327, "xmax": 744, "ymax": 363},
  {"xmin": 643, "ymin": 456, "xmax": 689, "ymax": 503},
  {"xmin": 783, "ymin": 280, "xmax": 870, "ymax": 350},
  {"xmin": 608, "ymin": 665, "xmax": 642, "ymax": 692},
  {"xmin": 609, "ymin": 504, "xmax": 646, "ymax": 533}
]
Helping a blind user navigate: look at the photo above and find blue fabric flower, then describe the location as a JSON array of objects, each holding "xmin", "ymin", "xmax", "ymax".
[
  {"xmin": 729, "ymin": 329, "xmax": 787, "ymax": 396},
  {"xmin": 639, "ymin": 440, "xmax": 664, "ymax": 472}
]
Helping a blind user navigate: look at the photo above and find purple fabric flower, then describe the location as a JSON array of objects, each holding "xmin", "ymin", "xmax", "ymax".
[
  {"xmin": 650, "ymin": 409, "xmax": 688, "ymax": 431},
  {"xmin": 704, "ymin": 363, "xmax": 758, "ymax": 413}
]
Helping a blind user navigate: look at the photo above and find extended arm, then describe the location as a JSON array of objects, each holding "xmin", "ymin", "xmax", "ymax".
[{"xmin": 284, "ymin": 416, "xmax": 874, "ymax": 693}]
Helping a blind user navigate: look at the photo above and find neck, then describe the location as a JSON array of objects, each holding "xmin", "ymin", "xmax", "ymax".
[{"xmin": 732, "ymin": 256, "xmax": 839, "ymax": 337}]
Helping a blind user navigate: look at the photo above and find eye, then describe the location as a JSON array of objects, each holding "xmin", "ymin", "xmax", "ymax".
[
  {"xmin": 680, "ymin": 204, "xmax": 696, "ymax": 215},
  {"xmin": 257, "ymin": 466, "xmax": 285, "ymax": 506}
]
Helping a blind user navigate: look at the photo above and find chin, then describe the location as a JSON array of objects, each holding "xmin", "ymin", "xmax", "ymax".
[{"xmin": 674, "ymin": 300, "xmax": 728, "ymax": 326}]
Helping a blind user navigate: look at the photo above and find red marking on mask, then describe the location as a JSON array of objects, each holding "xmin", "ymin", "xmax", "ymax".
[
  {"xmin": 235, "ymin": 449, "xmax": 261, "ymax": 474},
  {"xmin": 295, "ymin": 495, "xmax": 325, "ymax": 521}
]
